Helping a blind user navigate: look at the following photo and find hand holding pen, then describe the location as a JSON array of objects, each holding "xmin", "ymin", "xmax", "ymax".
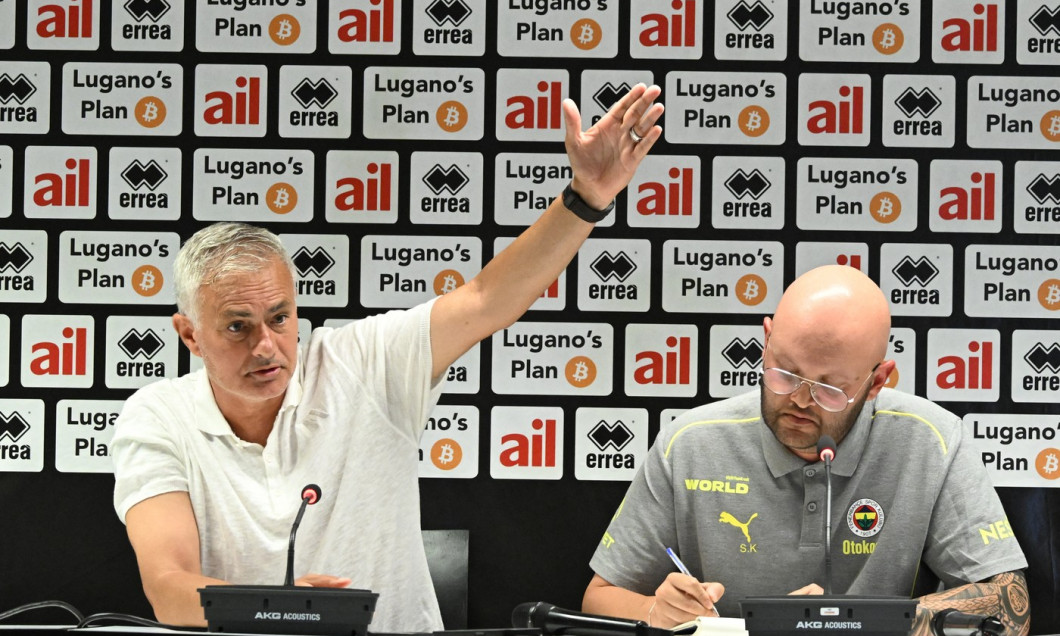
[{"xmin": 656, "ymin": 547, "xmax": 723, "ymax": 620}]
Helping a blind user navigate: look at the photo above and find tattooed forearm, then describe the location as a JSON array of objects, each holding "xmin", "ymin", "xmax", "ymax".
[{"xmin": 909, "ymin": 571, "xmax": 1030, "ymax": 636}]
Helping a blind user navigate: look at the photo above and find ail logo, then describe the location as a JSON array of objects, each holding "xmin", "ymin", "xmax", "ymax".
[
  {"xmin": 501, "ymin": 418, "xmax": 557, "ymax": 467},
  {"xmin": 635, "ymin": 166, "xmax": 695, "ymax": 217},
  {"xmin": 336, "ymin": 0, "xmax": 396, "ymax": 43},
  {"xmin": 807, "ymin": 85, "xmax": 866, "ymax": 135},
  {"xmin": 203, "ymin": 75, "xmax": 261, "ymax": 126},
  {"xmin": 939, "ymin": 171, "xmax": 997, "ymax": 221},
  {"xmin": 31, "ymin": 327, "xmax": 88, "ymax": 377},
  {"xmin": 637, "ymin": 0, "xmax": 697, "ymax": 48},
  {"xmin": 335, "ymin": 162, "xmax": 393, "ymax": 212},
  {"xmin": 635, "ymin": 336, "xmax": 692, "ymax": 386},
  {"xmin": 940, "ymin": 3, "xmax": 999, "ymax": 52},
  {"xmin": 34, "ymin": 0, "xmax": 94, "ymax": 39},
  {"xmin": 505, "ymin": 81, "xmax": 563, "ymax": 131}
]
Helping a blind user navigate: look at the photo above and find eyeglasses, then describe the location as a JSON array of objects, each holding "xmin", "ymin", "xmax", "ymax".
[{"xmin": 760, "ymin": 364, "xmax": 879, "ymax": 413}]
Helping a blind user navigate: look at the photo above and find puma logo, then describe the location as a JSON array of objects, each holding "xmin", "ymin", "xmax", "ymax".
[{"xmin": 719, "ymin": 511, "xmax": 758, "ymax": 543}]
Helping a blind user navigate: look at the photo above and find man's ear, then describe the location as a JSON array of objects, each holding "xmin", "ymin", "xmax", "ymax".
[
  {"xmin": 867, "ymin": 359, "xmax": 897, "ymax": 400},
  {"xmin": 762, "ymin": 316, "xmax": 773, "ymax": 347},
  {"xmin": 172, "ymin": 313, "xmax": 202, "ymax": 358}
]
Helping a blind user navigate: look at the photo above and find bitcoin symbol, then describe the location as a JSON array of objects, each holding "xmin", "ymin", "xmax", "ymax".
[
  {"xmin": 269, "ymin": 14, "xmax": 300, "ymax": 45},
  {"xmin": 1041, "ymin": 110, "xmax": 1060, "ymax": 141},
  {"xmin": 1035, "ymin": 448, "xmax": 1060, "ymax": 480},
  {"xmin": 135, "ymin": 96, "xmax": 166, "ymax": 128},
  {"xmin": 132, "ymin": 264, "xmax": 163, "ymax": 298},
  {"xmin": 435, "ymin": 100, "xmax": 468, "ymax": 133},
  {"xmin": 266, "ymin": 182, "xmax": 298, "ymax": 215},
  {"xmin": 430, "ymin": 438, "xmax": 463, "ymax": 471},
  {"xmin": 870, "ymin": 192, "xmax": 902, "ymax": 224},
  {"xmin": 739, "ymin": 106, "xmax": 769, "ymax": 137},
  {"xmin": 571, "ymin": 18, "xmax": 602, "ymax": 50},
  {"xmin": 565, "ymin": 356, "xmax": 597, "ymax": 388},
  {"xmin": 885, "ymin": 367, "xmax": 899, "ymax": 389},
  {"xmin": 872, "ymin": 23, "xmax": 904, "ymax": 55},
  {"xmin": 434, "ymin": 269, "xmax": 465, "ymax": 295},
  {"xmin": 736, "ymin": 273, "xmax": 767, "ymax": 306},
  {"xmin": 1038, "ymin": 279, "xmax": 1060, "ymax": 310}
]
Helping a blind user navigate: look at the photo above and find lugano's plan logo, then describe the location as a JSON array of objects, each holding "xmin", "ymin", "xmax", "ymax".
[{"xmin": 847, "ymin": 498, "xmax": 885, "ymax": 537}]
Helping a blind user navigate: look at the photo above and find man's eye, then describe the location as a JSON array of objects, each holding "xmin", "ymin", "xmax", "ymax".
[
  {"xmin": 227, "ymin": 323, "xmax": 243, "ymax": 332},
  {"xmin": 274, "ymin": 314, "xmax": 288, "ymax": 325}
]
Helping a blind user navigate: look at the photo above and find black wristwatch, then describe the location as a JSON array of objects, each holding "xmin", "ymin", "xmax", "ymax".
[{"xmin": 562, "ymin": 182, "xmax": 615, "ymax": 223}]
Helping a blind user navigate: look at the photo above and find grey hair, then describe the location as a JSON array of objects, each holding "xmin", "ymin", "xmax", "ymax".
[{"xmin": 174, "ymin": 222, "xmax": 296, "ymax": 323}]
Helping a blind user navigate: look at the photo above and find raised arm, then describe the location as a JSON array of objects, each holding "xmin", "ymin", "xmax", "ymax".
[
  {"xmin": 911, "ymin": 571, "xmax": 1030, "ymax": 636},
  {"xmin": 125, "ymin": 492, "xmax": 350, "ymax": 626},
  {"xmin": 429, "ymin": 84, "xmax": 664, "ymax": 377}
]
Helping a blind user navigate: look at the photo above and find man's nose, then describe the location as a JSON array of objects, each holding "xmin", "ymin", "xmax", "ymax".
[
  {"xmin": 250, "ymin": 323, "xmax": 276, "ymax": 356},
  {"xmin": 790, "ymin": 381, "xmax": 816, "ymax": 410}
]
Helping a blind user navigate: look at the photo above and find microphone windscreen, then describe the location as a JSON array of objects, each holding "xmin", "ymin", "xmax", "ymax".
[
  {"xmin": 302, "ymin": 483, "xmax": 322, "ymax": 505},
  {"xmin": 816, "ymin": 435, "xmax": 836, "ymax": 461}
]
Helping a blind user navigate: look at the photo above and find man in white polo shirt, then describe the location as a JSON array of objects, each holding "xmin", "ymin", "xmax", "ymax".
[
  {"xmin": 111, "ymin": 85, "xmax": 665, "ymax": 632},
  {"xmin": 583, "ymin": 266, "xmax": 1030, "ymax": 636}
]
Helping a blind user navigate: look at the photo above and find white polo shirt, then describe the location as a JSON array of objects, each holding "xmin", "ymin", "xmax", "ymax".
[{"xmin": 112, "ymin": 300, "xmax": 444, "ymax": 633}]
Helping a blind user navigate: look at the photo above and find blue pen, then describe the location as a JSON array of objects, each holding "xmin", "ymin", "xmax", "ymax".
[{"xmin": 665, "ymin": 547, "xmax": 720, "ymax": 616}]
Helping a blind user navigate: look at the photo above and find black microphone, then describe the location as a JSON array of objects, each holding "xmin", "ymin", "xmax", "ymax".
[
  {"xmin": 932, "ymin": 609, "xmax": 1004, "ymax": 636},
  {"xmin": 816, "ymin": 435, "xmax": 837, "ymax": 595},
  {"xmin": 512, "ymin": 602, "xmax": 664, "ymax": 636},
  {"xmin": 283, "ymin": 484, "xmax": 322, "ymax": 586}
]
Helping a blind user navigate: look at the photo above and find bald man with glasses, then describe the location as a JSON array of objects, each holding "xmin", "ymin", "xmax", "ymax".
[{"xmin": 583, "ymin": 265, "xmax": 1030, "ymax": 636}]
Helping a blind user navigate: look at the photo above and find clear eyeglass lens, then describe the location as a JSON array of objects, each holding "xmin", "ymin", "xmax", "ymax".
[{"xmin": 762, "ymin": 368, "xmax": 849, "ymax": 412}]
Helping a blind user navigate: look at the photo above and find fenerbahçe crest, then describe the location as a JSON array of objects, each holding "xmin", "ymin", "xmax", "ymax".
[{"xmin": 847, "ymin": 498, "xmax": 884, "ymax": 538}]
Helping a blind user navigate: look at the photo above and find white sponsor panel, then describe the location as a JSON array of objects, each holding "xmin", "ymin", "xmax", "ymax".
[
  {"xmin": 104, "ymin": 316, "xmax": 178, "ymax": 389},
  {"xmin": 413, "ymin": 0, "xmax": 486, "ymax": 57},
  {"xmin": 929, "ymin": 159, "xmax": 1002, "ymax": 233},
  {"xmin": 799, "ymin": 0, "xmax": 919, "ymax": 62},
  {"xmin": 714, "ymin": 0, "xmax": 788, "ymax": 61},
  {"xmin": 196, "ymin": 0, "xmax": 315, "ymax": 53},
  {"xmin": 326, "ymin": 150, "xmax": 398, "ymax": 224},
  {"xmin": 660, "ymin": 408, "xmax": 687, "ymax": 427},
  {"xmin": 360, "ymin": 235, "xmax": 481, "ymax": 308},
  {"xmin": 710, "ymin": 156, "xmax": 784, "ymax": 231},
  {"xmin": 21, "ymin": 314, "xmax": 94, "ymax": 389},
  {"xmin": 58, "ymin": 231, "xmax": 178, "ymax": 305},
  {"xmin": 55, "ymin": 399, "xmax": 121, "ymax": 473},
  {"xmin": 111, "ymin": 0, "xmax": 184, "ymax": 52},
  {"xmin": 495, "ymin": 153, "xmax": 615, "ymax": 227},
  {"xmin": 881, "ymin": 75, "xmax": 956, "ymax": 148},
  {"xmin": 365, "ymin": 66, "xmax": 484, "ymax": 140},
  {"xmin": 1017, "ymin": 3, "xmax": 1060, "ymax": 65},
  {"xmin": 625, "ymin": 323, "xmax": 698, "ymax": 398},
  {"xmin": 879, "ymin": 243, "xmax": 954, "ymax": 318},
  {"xmin": 0, "ymin": 399, "xmax": 45, "ymax": 472},
  {"xmin": 965, "ymin": 244, "xmax": 1060, "ymax": 318},
  {"xmin": 494, "ymin": 237, "xmax": 565, "ymax": 312},
  {"xmin": 574, "ymin": 407, "xmax": 648, "ymax": 481},
  {"xmin": 577, "ymin": 239, "xmax": 651, "ymax": 313},
  {"xmin": 0, "ymin": 230, "xmax": 48, "ymax": 304},
  {"xmin": 794, "ymin": 242, "xmax": 869, "ymax": 277},
  {"xmin": 495, "ymin": 68, "xmax": 569, "ymax": 142},
  {"xmin": 490, "ymin": 406, "xmax": 563, "ymax": 480},
  {"xmin": 280, "ymin": 234, "xmax": 350, "ymax": 308},
  {"xmin": 492, "ymin": 322, "xmax": 613, "ymax": 396},
  {"xmin": 797, "ymin": 157, "xmax": 918, "ymax": 232},
  {"xmin": 329, "ymin": 0, "xmax": 402, "ymax": 55},
  {"xmin": 1014, "ymin": 161, "xmax": 1060, "ymax": 234},
  {"xmin": 664, "ymin": 71, "xmax": 786, "ymax": 145},
  {"xmin": 0, "ymin": 61, "xmax": 51, "ymax": 135},
  {"xmin": 62, "ymin": 62, "xmax": 182, "ymax": 135},
  {"xmin": 579, "ymin": 71, "xmax": 656, "ymax": 131},
  {"xmin": 927, "ymin": 329, "xmax": 1000, "ymax": 403},
  {"xmin": 0, "ymin": 314, "xmax": 8, "ymax": 387},
  {"xmin": 419, "ymin": 405, "xmax": 479, "ymax": 479},
  {"xmin": 27, "ymin": 0, "xmax": 100, "ymax": 50},
  {"xmin": 968, "ymin": 76, "xmax": 1060, "ymax": 149},
  {"xmin": 627, "ymin": 154, "xmax": 700, "ymax": 229},
  {"xmin": 798, "ymin": 73, "xmax": 871, "ymax": 147},
  {"xmin": 194, "ymin": 148, "xmax": 313, "ymax": 223},
  {"xmin": 108, "ymin": 147, "xmax": 181, "ymax": 221},
  {"xmin": 708, "ymin": 324, "xmax": 762, "ymax": 399},
  {"xmin": 630, "ymin": 0, "xmax": 703, "ymax": 59},
  {"xmin": 931, "ymin": 1, "xmax": 1004, "ymax": 64},
  {"xmin": 279, "ymin": 65, "xmax": 353, "ymax": 139},
  {"xmin": 0, "ymin": 146, "xmax": 11, "ymax": 217},
  {"xmin": 965, "ymin": 413, "xmax": 1060, "ymax": 487},
  {"xmin": 23, "ymin": 145, "xmax": 96, "ymax": 219},
  {"xmin": 440, "ymin": 344, "xmax": 481, "ymax": 395},
  {"xmin": 193, "ymin": 64, "xmax": 267, "ymax": 137},
  {"xmin": 662, "ymin": 240, "xmax": 783, "ymax": 314},
  {"xmin": 499, "ymin": 0, "xmax": 618, "ymax": 57},
  {"xmin": 1011, "ymin": 330, "xmax": 1060, "ymax": 403},
  {"xmin": 886, "ymin": 327, "xmax": 916, "ymax": 395},
  {"xmin": 0, "ymin": 1, "xmax": 14, "ymax": 48},
  {"xmin": 410, "ymin": 151, "xmax": 484, "ymax": 225}
]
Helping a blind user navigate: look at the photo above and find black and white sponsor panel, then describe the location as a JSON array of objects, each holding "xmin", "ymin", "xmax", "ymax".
[
  {"xmin": 931, "ymin": 0, "xmax": 1005, "ymax": 65},
  {"xmin": 412, "ymin": 0, "xmax": 485, "ymax": 57},
  {"xmin": 491, "ymin": 321, "xmax": 613, "ymax": 396},
  {"xmin": 279, "ymin": 66, "xmax": 353, "ymax": 139},
  {"xmin": 880, "ymin": 243, "xmax": 954, "ymax": 317},
  {"xmin": 577, "ymin": 239, "xmax": 651, "ymax": 313},
  {"xmin": 0, "ymin": 230, "xmax": 47, "ymax": 304},
  {"xmin": 965, "ymin": 244, "xmax": 1060, "ymax": 318},
  {"xmin": 662, "ymin": 240, "xmax": 784, "ymax": 313},
  {"xmin": 410, "ymin": 151, "xmax": 484, "ymax": 225},
  {"xmin": 1014, "ymin": 161, "xmax": 1060, "ymax": 234},
  {"xmin": 1017, "ymin": 2, "xmax": 1060, "ymax": 65},
  {"xmin": 104, "ymin": 316, "xmax": 178, "ymax": 390},
  {"xmin": 0, "ymin": 62, "xmax": 51, "ymax": 134},
  {"xmin": 418, "ymin": 404, "xmax": 479, "ymax": 480},
  {"xmin": 710, "ymin": 156, "xmax": 784, "ymax": 231},
  {"xmin": 707, "ymin": 325, "xmax": 762, "ymax": 399},
  {"xmin": 61, "ymin": 62, "xmax": 183, "ymax": 136},
  {"xmin": 366, "ymin": 66, "xmax": 485, "ymax": 141},
  {"xmin": 574, "ymin": 408, "xmax": 649, "ymax": 482},
  {"xmin": 359, "ymin": 234, "xmax": 481, "ymax": 308},
  {"xmin": 798, "ymin": 0, "xmax": 918, "ymax": 63},
  {"xmin": 111, "ymin": 0, "xmax": 185, "ymax": 52},
  {"xmin": 196, "ymin": 0, "xmax": 316, "ymax": 54},
  {"xmin": 964, "ymin": 413, "xmax": 1060, "ymax": 487},
  {"xmin": 664, "ymin": 70, "xmax": 787, "ymax": 145},
  {"xmin": 881, "ymin": 75, "xmax": 956, "ymax": 148},
  {"xmin": 194, "ymin": 148, "xmax": 314, "ymax": 222},
  {"xmin": 714, "ymin": 0, "xmax": 787, "ymax": 61},
  {"xmin": 967, "ymin": 75, "xmax": 1060, "ymax": 149},
  {"xmin": 55, "ymin": 399, "xmax": 122, "ymax": 473},
  {"xmin": 0, "ymin": 399, "xmax": 45, "ymax": 472},
  {"xmin": 796, "ymin": 157, "xmax": 918, "ymax": 231},
  {"xmin": 498, "ymin": 0, "xmax": 618, "ymax": 58},
  {"xmin": 108, "ymin": 148, "xmax": 182, "ymax": 221},
  {"xmin": 281, "ymin": 234, "xmax": 351, "ymax": 308},
  {"xmin": 1011, "ymin": 330, "xmax": 1060, "ymax": 403},
  {"xmin": 58, "ymin": 231, "xmax": 178, "ymax": 305}
]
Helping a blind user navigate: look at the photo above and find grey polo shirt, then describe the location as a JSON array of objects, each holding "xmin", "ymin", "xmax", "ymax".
[{"xmin": 589, "ymin": 389, "xmax": 1027, "ymax": 617}]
